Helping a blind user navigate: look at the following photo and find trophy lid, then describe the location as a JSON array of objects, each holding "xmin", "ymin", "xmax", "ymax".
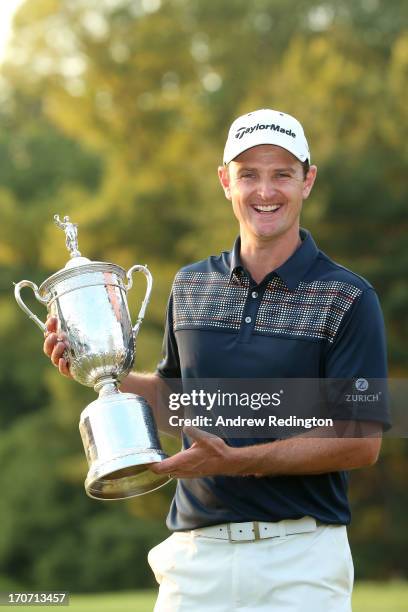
[{"xmin": 54, "ymin": 214, "xmax": 91, "ymax": 268}]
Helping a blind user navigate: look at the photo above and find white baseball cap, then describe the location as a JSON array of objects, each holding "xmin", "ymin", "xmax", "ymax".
[{"xmin": 223, "ymin": 109, "xmax": 311, "ymax": 164}]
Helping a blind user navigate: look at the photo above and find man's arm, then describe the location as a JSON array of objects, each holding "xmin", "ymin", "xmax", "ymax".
[
  {"xmin": 119, "ymin": 371, "xmax": 160, "ymax": 412},
  {"xmin": 149, "ymin": 422, "xmax": 382, "ymax": 479},
  {"xmin": 120, "ymin": 372, "xmax": 181, "ymax": 438},
  {"xmin": 232, "ymin": 430, "xmax": 381, "ymax": 477}
]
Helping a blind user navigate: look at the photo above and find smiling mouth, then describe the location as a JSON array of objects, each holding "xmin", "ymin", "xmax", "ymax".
[{"xmin": 253, "ymin": 204, "xmax": 282, "ymax": 213}]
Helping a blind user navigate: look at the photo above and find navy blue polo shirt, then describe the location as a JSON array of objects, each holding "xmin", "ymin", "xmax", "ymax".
[{"xmin": 157, "ymin": 228, "xmax": 390, "ymax": 531}]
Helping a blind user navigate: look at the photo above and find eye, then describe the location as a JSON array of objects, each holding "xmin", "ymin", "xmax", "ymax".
[{"xmin": 275, "ymin": 172, "xmax": 291, "ymax": 179}]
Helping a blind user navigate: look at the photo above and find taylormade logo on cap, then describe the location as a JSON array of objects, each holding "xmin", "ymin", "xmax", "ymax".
[
  {"xmin": 223, "ymin": 109, "xmax": 310, "ymax": 165},
  {"xmin": 235, "ymin": 124, "xmax": 296, "ymax": 140}
]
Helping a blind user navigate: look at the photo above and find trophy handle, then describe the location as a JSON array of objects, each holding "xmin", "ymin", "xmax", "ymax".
[
  {"xmin": 125, "ymin": 264, "xmax": 153, "ymax": 340},
  {"xmin": 14, "ymin": 280, "xmax": 48, "ymax": 333}
]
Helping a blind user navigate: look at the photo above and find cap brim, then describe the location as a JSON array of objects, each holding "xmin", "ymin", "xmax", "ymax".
[{"xmin": 224, "ymin": 141, "xmax": 309, "ymax": 165}]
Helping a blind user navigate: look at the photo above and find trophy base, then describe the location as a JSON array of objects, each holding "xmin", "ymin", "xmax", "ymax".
[
  {"xmin": 79, "ymin": 389, "xmax": 172, "ymax": 500},
  {"xmin": 84, "ymin": 450, "xmax": 171, "ymax": 500}
]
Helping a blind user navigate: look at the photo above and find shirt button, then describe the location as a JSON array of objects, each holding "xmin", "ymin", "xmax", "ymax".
[
  {"xmin": 245, "ymin": 316, "xmax": 252, "ymax": 323},
  {"xmin": 251, "ymin": 291, "xmax": 258, "ymax": 298}
]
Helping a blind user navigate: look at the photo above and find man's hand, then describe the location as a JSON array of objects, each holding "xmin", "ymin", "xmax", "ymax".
[
  {"xmin": 149, "ymin": 421, "xmax": 383, "ymax": 480},
  {"xmin": 43, "ymin": 316, "xmax": 71, "ymax": 378},
  {"xmin": 149, "ymin": 426, "xmax": 241, "ymax": 479}
]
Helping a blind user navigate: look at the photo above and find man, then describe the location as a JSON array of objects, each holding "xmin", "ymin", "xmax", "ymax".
[{"xmin": 44, "ymin": 109, "xmax": 390, "ymax": 611}]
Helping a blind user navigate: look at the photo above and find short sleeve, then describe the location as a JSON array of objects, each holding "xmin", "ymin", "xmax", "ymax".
[
  {"xmin": 324, "ymin": 288, "xmax": 391, "ymax": 430},
  {"xmin": 156, "ymin": 290, "xmax": 181, "ymax": 379}
]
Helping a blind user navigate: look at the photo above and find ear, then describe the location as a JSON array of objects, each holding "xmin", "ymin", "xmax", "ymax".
[
  {"xmin": 302, "ymin": 165, "xmax": 317, "ymax": 200},
  {"xmin": 218, "ymin": 165, "xmax": 232, "ymax": 201}
]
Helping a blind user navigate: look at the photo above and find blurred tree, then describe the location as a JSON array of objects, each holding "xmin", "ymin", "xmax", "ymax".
[{"xmin": 0, "ymin": 409, "xmax": 169, "ymax": 591}]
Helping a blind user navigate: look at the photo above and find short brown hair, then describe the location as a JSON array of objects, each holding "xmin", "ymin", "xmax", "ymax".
[{"xmin": 301, "ymin": 160, "xmax": 310, "ymax": 179}]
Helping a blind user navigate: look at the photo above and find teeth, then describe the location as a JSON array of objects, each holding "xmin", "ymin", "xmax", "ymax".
[{"xmin": 255, "ymin": 205, "xmax": 281, "ymax": 212}]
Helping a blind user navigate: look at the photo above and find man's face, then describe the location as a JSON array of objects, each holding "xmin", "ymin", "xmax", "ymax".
[{"xmin": 218, "ymin": 145, "xmax": 317, "ymax": 243}]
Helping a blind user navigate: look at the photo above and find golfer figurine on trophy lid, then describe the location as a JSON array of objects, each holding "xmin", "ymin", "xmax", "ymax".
[{"xmin": 14, "ymin": 214, "xmax": 170, "ymax": 500}]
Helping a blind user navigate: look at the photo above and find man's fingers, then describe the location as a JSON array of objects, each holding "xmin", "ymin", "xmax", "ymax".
[
  {"xmin": 43, "ymin": 318, "xmax": 59, "ymax": 356},
  {"xmin": 148, "ymin": 450, "xmax": 191, "ymax": 474},
  {"xmin": 58, "ymin": 358, "xmax": 71, "ymax": 378},
  {"xmin": 183, "ymin": 425, "xmax": 219, "ymax": 442},
  {"xmin": 43, "ymin": 321, "xmax": 72, "ymax": 378},
  {"xmin": 43, "ymin": 332, "xmax": 58, "ymax": 357},
  {"xmin": 149, "ymin": 457, "xmax": 178, "ymax": 474},
  {"xmin": 148, "ymin": 461, "xmax": 169, "ymax": 475},
  {"xmin": 45, "ymin": 316, "xmax": 58, "ymax": 334},
  {"xmin": 51, "ymin": 341, "xmax": 67, "ymax": 367}
]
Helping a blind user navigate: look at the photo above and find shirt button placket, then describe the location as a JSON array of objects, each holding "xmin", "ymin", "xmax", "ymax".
[{"xmin": 238, "ymin": 287, "xmax": 262, "ymax": 344}]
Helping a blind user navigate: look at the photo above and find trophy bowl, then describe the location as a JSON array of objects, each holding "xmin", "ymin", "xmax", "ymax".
[{"xmin": 14, "ymin": 215, "xmax": 170, "ymax": 500}]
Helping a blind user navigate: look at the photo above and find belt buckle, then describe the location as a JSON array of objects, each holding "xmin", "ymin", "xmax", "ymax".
[{"xmin": 227, "ymin": 521, "xmax": 261, "ymax": 542}]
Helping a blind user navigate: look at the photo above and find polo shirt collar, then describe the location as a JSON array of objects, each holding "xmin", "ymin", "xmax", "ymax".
[{"xmin": 229, "ymin": 228, "xmax": 319, "ymax": 290}]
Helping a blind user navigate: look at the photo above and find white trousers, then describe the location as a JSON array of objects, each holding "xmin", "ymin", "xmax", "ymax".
[{"xmin": 148, "ymin": 520, "xmax": 354, "ymax": 611}]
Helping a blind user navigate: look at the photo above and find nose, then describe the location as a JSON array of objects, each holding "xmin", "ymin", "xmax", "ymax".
[{"xmin": 257, "ymin": 179, "xmax": 279, "ymax": 201}]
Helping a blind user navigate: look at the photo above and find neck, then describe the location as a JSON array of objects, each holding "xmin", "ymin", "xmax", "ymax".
[{"xmin": 239, "ymin": 228, "xmax": 302, "ymax": 285}]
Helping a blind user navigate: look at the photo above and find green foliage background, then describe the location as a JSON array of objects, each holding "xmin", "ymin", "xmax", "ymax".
[{"xmin": 0, "ymin": 0, "xmax": 407, "ymax": 592}]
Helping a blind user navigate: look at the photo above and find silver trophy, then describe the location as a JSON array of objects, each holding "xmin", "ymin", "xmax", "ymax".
[{"xmin": 14, "ymin": 215, "xmax": 170, "ymax": 500}]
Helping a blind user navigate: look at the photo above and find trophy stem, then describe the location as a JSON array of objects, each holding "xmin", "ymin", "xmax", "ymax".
[{"xmin": 94, "ymin": 376, "xmax": 119, "ymax": 396}]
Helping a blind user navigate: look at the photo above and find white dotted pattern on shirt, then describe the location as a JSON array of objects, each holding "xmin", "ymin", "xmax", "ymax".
[{"xmin": 172, "ymin": 270, "xmax": 362, "ymax": 343}]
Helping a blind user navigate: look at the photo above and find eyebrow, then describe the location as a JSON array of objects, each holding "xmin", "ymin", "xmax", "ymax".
[{"xmin": 273, "ymin": 167, "xmax": 298, "ymax": 173}]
